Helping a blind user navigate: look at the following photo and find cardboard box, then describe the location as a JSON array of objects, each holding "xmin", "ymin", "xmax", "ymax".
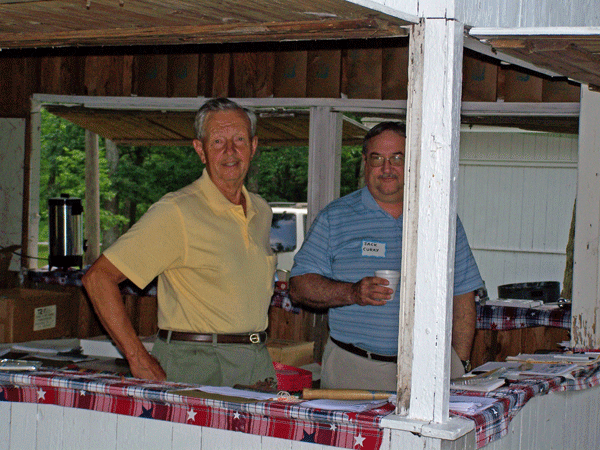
[
  {"xmin": 542, "ymin": 79, "xmax": 581, "ymax": 102},
  {"xmin": 273, "ymin": 51, "xmax": 308, "ymax": 98},
  {"xmin": 307, "ymin": 49, "xmax": 341, "ymax": 98},
  {"xmin": 267, "ymin": 339, "xmax": 314, "ymax": 367},
  {"xmin": 382, "ymin": 46, "xmax": 409, "ymax": 100},
  {"xmin": 500, "ymin": 67, "xmax": 543, "ymax": 102},
  {"xmin": 462, "ymin": 54, "xmax": 498, "ymax": 102},
  {"xmin": 342, "ymin": 48, "xmax": 382, "ymax": 99},
  {"xmin": 0, "ymin": 288, "xmax": 74, "ymax": 343}
]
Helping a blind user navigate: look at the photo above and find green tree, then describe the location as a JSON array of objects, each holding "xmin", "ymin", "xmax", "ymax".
[
  {"xmin": 112, "ymin": 145, "xmax": 203, "ymax": 229},
  {"xmin": 40, "ymin": 110, "xmax": 125, "ymax": 244},
  {"xmin": 254, "ymin": 146, "xmax": 308, "ymax": 202},
  {"xmin": 340, "ymin": 146, "xmax": 364, "ymax": 197},
  {"xmin": 40, "ymin": 111, "xmax": 365, "ymax": 252},
  {"xmin": 253, "ymin": 145, "xmax": 363, "ymax": 203}
]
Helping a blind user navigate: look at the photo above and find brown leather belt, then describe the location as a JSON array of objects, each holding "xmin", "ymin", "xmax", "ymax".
[
  {"xmin": 158, "ymin": 329, "xmax": 266, "ymax": 344},
  {"xmin": 331, "ymin": 336, "xmax": 397, "ymax": 363}
]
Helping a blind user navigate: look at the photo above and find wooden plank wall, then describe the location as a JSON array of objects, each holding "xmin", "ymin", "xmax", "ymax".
[{"xmin": 0, "ymin": 43, "xmax": 581, "ymax": 119}]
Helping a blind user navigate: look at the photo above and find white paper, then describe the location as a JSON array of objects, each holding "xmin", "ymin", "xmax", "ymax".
[
  {"xmin": 507, "ymin": 352, "xmax": 599, "ymax": 367},
  {"xmin": 192, "ymin": 385, "xmax": 278, "ymax": 401},
  {"xmin": 485, "ymin": 298, "xmax": 543, "ymax": 308},
  {"xmin": 450, "ymin": 377, "xmax": 506, "ymax": 392},
  {"xmin": 450, "ymin": 395, "xmax": 496, "ymax": 415},
  {"xmin": 470, "ymin": 361, "xmax": 521, "ymax": 374},
  {"xmin": 11, "ymin": 339, "xmax": 80, "ymax": 355},
  {"xmin": 299, "ymin": 398, "xmax": 391, "ymax": 412},
  {"xmin": 474, "ymin": 358, "xmax": 578, "ymax": 379}
]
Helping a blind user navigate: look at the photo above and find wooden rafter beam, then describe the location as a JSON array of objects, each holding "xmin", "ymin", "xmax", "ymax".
[
  {"xmin": 0, "ymin": 18, "xmax": 408, "ymax": 49},
  {"xmin": 470, "ymin": 28, "xmax": 600, "ymax": 89}
]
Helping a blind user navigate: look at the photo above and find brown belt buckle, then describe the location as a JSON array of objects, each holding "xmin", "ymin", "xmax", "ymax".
[{"xmin": 249, "ymin": 333, "xmax": 261, "ymax": 344}]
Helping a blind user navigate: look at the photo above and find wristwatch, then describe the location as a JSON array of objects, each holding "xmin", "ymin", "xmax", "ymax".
[{"xmin": 461, "ymin": 359, "xmax": 472, "ymax": 372}]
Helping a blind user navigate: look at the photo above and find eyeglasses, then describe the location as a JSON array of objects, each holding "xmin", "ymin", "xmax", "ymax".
[{"xmin": 367, "ymin": 153, "xmax": 405, "ymax": 167}]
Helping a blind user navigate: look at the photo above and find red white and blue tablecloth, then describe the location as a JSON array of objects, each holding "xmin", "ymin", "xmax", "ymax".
[
  {"xmin": 450, "ymin": 362, "xmax": 600, "ymax": 447},
  {"xmin": 0, "ymin": 368, "xmax": 393, "ymax": 450},
  {"xmin": 476, "ymin": 303, "xmax": 570, "ymax": 331},
  {"xmin": 1, "ymin": 361, "xmax": 599, "ymax": 449},
  {"xmin": 29, "ymin": 268, "xmax": 571, "ymax": 331}
]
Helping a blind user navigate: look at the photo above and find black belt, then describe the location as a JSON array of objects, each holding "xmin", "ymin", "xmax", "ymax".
[
  {"xmin": 330, "ymin": 336, "xmax": 397, "ymax": 363},
  {"xmin": 158, "ymin": 329, "xmax": 266, "ymax": 344}
]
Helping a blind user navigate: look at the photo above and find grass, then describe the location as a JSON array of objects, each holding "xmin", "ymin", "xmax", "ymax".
[{"xmin": 36, "ymin": 243, "xmax": 49, "ymax": 269}]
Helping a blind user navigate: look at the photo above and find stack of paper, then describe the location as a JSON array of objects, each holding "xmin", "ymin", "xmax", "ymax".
[
  {"xmin": 485, "ymin": 298, "xmax": 543, "ymax": 308},
  {"xmin": 450, "ymin": 377, "xmax": 506, "ymax": 392},
  {"xmin": 449, "ymin": 395, "xmax": 497, "ymax": 414},
  {"xmin": 80, "ymin": 335, "xmax": 155, "ymax": 358},
  {"xmin": 11, "ymin": 338, "xmax": 80, "ymax": 355}
]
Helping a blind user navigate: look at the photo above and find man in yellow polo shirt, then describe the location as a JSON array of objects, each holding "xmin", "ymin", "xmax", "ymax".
[{"xmin": 82, "ymin": 98, "xmax": 277, "ymax": 387}]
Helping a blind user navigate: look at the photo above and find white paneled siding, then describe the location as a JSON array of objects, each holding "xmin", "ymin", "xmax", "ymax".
[
  {"xmin": 457, "ymin": 129, "xmax": 578, "ymax": 299},
  {"xmin": 2, "ymin": 385, "xmax": 599, "ymax": 450},
  {"xmin": 483, "ymin": 386, "xmax": 600, "ymax": 450},
  {"xmin": 458, "ymin": 0, "xmax": 600, "ymax": 27},
  {"xmin": 348, "ymin": 0, "xmax": 600, "ymax": 27},
  {"xmin": 1, "ymin": 403, "xmax": 338, "ymax": 450}
]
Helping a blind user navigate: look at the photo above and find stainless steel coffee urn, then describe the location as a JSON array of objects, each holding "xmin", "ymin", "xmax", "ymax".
[{"xmin": 48, "ymin": 194, "xmax": 84, "ymax": 270}]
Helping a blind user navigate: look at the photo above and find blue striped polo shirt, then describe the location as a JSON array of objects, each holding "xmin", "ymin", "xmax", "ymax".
[{"xmin": 290, "ymin": 187, "xmax": 483, "ymax": 356}]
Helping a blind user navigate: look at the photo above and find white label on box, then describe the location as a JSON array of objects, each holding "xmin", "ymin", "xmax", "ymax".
[{"xmin": 33, "ymin": 305, "xmax": 57, "ymax": 331}]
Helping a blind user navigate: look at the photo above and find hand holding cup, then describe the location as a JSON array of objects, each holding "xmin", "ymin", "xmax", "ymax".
[{"xmin": 374, "ymin": 270, "xmax": 400, "ymax": 301}]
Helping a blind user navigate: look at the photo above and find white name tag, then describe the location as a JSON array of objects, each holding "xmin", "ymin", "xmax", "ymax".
[{"xmin": 362, "ymin": 240, "xmax": 386, "ymax": 257}]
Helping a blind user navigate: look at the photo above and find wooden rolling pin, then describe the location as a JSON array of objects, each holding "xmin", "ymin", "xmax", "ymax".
[{"xmin": 302, "ymin": 388, "xmax": 392, "ymax": 401}]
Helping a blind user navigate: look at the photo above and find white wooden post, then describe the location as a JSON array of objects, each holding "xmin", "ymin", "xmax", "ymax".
[
  {"xmin": 382, "ymin": 17, "xmax": 475, "ymax": 444},
  {"xmin": 84, "ymin": 130, "xmax": 101, "ymax": 265},
  {"xmin": 572, "ymin": 85, "xmax": 600, "ymax": 348},
  {"xmin": 26, "ymin": 105, "xmax": 42, "ymax": 270},
  {"xmin": 407, "ymin": 16, "xmax": 464, "ymax": 423},
  {"xmin": 307, "ymin": 107, "xmax": 342, "ymax": 224},
  {"xmin": 395, "ymin": 20, "xmax": 423, "ymax": 416}
]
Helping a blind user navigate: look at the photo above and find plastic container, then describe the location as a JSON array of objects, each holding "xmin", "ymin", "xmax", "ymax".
[
  {"xmin": 497, "ymin": 281, "xmax": 560, "ymax": 303},
  {"xmin": 273, "ymin": 362, "xmax": 313, "ymax": 392}
]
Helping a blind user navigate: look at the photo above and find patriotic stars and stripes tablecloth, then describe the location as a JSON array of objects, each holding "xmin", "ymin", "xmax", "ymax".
[
  {"xmin": 476, "ymin": 303, "xmax": 571, "ymax": 331},
  {"xmin": 0, "ymin": 368, "xmax": 394, "ymax": 450},
  {"xmin": 450, "ymin": 361, "xmax": 600, "ymax": 448},
  {"xmin": 1, "ymin": 360, "xmax": 599, "ymax": 449}
]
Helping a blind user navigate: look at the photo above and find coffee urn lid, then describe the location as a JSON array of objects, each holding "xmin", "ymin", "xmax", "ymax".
[{"xmin": 49, "ymin": 193, "xmax": 83, "ymax": 214}]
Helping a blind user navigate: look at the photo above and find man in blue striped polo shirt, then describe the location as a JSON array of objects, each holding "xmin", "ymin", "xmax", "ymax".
[{"xmin": 289, "ymin": 121, "xmax": 483, "ymax": 391}]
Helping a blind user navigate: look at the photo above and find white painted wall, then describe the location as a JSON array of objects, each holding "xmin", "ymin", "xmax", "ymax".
[
  {"xmin": 458, "ymin": 0, "xmax": 600, "ymax": 28},
  {"xmin": 349, "ymin": 0, "xmax": 600, "ymax": 28},
  {"xmin": 0, "ymin": 400, "xmax": 351, "ymax": 450},
  {"xmin": 457, "ymin": 128, "xmax": 578, "ymax": 299},
  {"xmin": 482, "ymin": 385, "xmax": 600, "ymax": 450},
  {"xmin": 2, "ymin": 383, "xmax": 599, "ymax": 450},
  {"xmin": 0, "ymin": 118, "xmax": 26, "ymax": 270}
]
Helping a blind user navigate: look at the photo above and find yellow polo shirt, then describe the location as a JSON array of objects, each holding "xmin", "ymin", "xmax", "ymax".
[{"xmin": 103, "ymin": 169, "xmax": 276, "ymax": 333}]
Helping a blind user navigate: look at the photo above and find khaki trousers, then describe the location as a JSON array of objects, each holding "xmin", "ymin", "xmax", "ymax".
[
  {"xmin": 152, "ymin": 337, "xmax": 276, "ymax": 387},
  {"xmin": 320, "ymin": 337, "xmax": 465, "ymax": 391}
]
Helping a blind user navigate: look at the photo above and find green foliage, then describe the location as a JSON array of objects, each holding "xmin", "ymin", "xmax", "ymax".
[
  {"xmin": 40, "ymin": 109, "xmax": 125, "ymax": 241},
  {"xmin": 40, "ymin": 110, "xmax": 204, "ymax": 242},
  {"xmin": 254, "ymin": 147, "xmax": 308, "ymax": 203},
  {"xmin": 340, "ymin": 146, "xmax": 364, "ymax": 197},
  {"xmin": 113, "ymin": 145, "xmax": 203, "ymax": 222},
  {"xmin": 254, "ymin": 145, "xmax": 363, "ymax": 203}
]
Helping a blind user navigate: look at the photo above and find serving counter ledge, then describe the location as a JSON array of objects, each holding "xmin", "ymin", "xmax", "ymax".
[{"xmin": 1, "ymin": 340, "xmax": 600, "ymax": 450}]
